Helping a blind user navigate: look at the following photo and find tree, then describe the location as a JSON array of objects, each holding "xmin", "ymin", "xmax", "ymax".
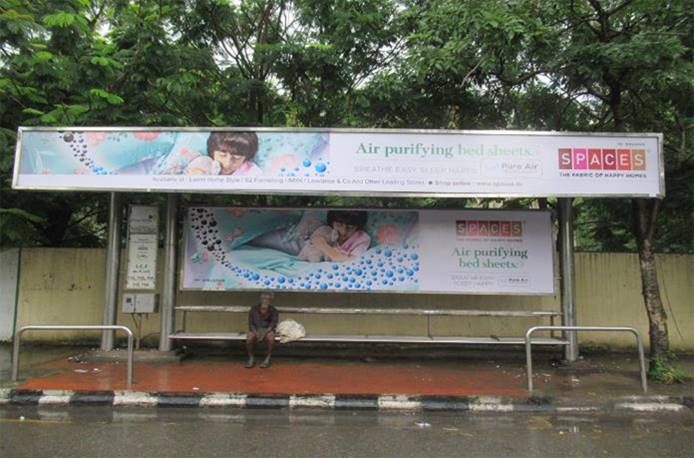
[
  {"xmin": 351, "ymin": 0, "xmax": 692, "ymax": 362},
  {"xmin": 1, "ymin": 0, "xmax": 691, "ymax": 363},
  {"xmin": 0, "ymin": 0, "xmax": 222, "ymax": 246},
  {"xmin": 529, "ymin": 0, "xmax": 692, "ymax": 360},
  {"xmin": 1, "ymin": 0, "xmax": 115, "ymax": 246}
]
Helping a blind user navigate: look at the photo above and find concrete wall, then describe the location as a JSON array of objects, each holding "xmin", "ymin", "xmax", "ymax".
[
  {"xmin": 13, "ymin": 248, "xmax": 694, "ymax": 350},
  {"xmin": 574, "ymin": 252, "xmax": 693, "ymax": 350},
  {"xmin": 0, "ymin": 248, "xmax": 20, "ymax": 341}
]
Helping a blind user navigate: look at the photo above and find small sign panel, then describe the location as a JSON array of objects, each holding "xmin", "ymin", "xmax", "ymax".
[{"xmin": 125, "ymin": 205, "xmax": 159, "ymax": 290}]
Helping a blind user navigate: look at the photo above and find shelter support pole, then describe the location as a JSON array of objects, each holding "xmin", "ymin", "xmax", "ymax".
[
  {"xmin": 559, "ymin": 198, "xmax": 579, "ymax": 362},
  {"xmin": 159, "ymin": 194, "xmax": 179, "ymax": 351},
  {"xmin": 100, "ymin": 192, "xmax": 123, "ymax": 351}
]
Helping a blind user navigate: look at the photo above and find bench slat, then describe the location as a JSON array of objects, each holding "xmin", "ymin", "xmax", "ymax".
[
  {"xmin": 176, "ymin": 305, "xmax": 561, "ymax": 317},
  {"xmin": 169, "ymin": 332, "xmax": 567, "ymax": 346}
]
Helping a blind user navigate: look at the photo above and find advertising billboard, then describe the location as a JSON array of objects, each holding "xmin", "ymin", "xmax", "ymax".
[
  {"xmin": 14, "ymin": 128, "xmax": 663, "ymax": 198},
  {"xmin": 182, "ymin": 207, "xmax": 555, "ymax": 295}
]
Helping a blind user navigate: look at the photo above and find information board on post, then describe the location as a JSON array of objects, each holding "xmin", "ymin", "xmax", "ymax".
[
  {"xmin": 182, "ymin": 207, "xmax": 555, "ymax": 295},
  {"xmin": 14, "ymin": 128, "xmax": 663, "ymax": 198},
  {"xmin": 125, "ymin": 205, "xmax": 159, "ymax": 290}
]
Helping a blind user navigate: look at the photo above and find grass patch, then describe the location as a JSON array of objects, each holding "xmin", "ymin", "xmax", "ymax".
[{"xmin": 649, "ymin": 352, "xmax": 690, "ymax": 384}]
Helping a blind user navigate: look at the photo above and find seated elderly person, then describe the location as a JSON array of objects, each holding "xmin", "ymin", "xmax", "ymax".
[{"xmin": 246, "ymin": 292, "xmax": 278, "ymax": 368}]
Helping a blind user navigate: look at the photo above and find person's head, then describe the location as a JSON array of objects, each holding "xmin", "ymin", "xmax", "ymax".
[
  {"xmin": 259, "ymin": 291, "xmax": 274, "ymax": 311},
  {"xmin": 327, "ymin": 210, "xmax": 368, "ymax": 240},
  {"xmin": 207, "ymin": 132, "xmax": 258, "ymax": 175}
]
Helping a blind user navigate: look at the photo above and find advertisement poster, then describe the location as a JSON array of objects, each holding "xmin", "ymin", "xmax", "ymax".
[
  {"xmin": 14, "ymin": 128, "xmax": 663, "ymax": 197},
  {"xmin": 182, "ymin": 207, "xmax": 554, "ymax": 294}
]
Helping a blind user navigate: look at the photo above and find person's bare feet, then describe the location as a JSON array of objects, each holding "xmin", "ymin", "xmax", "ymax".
[
  {"xmin": 245, "ymin": 356, "xmax": 255, "ymax": 368},
  {"xmin": 260, "ymin": 356, "xmax": 271, "ymax": 368}
]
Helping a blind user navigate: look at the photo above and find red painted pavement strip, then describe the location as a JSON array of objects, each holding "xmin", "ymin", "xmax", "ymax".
[{"xmin": 19, "ymin": 358, "xmax": 528, "ymax": 397}]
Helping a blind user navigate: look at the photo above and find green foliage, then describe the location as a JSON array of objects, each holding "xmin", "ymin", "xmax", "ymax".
[
  {"xmin": 529, "ymin": 0, "xmax": 693, "ymax": 253},
  {"xmin": 649, "ymin": 352, "xmax": 690, "ymax": 384},
  {"xmin": 0, "ymin": 0, "xmax": 691, "ymax": 254}
]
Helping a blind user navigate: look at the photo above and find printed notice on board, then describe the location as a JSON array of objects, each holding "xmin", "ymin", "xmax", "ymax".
[{"xmin": 125, "ymin": 234, "xmax": 158, "ymax": 290}]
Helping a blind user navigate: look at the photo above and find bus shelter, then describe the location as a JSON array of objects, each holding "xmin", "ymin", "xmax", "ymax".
[{"xmin": 12, "ymin": 127, "xmax": 664, "ymax": 362}]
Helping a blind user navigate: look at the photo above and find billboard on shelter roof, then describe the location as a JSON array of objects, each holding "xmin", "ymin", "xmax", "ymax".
[
  {"xmin": 182, "ymin": 207, "xmax": 555, "ymax": 295},
  {"xmin": 14, "ymin": 128, "xmax": 663, "ymax": 198}
]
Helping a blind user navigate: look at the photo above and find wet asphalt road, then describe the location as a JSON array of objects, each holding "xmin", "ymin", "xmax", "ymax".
[{"xmin": 1, "ymin": 406, "xmax": 692, "ymax": 457}]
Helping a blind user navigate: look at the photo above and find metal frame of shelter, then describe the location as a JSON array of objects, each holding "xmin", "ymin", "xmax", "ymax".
[{"xmin": 13, "ymin": 127, "xmax": 665, "ymax": 362}]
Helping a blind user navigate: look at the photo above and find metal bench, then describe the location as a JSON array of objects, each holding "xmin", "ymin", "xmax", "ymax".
[{"xmin": 170, "ymin": 305, "xmax": 567, "ymax": 346}]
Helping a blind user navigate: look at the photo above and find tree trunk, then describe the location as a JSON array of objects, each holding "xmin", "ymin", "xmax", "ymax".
[{"xmin": 632, "ymin": 198, "xmax": 669, "ymax": 362}]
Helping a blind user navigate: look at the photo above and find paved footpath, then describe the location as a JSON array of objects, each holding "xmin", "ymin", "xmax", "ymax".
[{"xmin": 1, "ymin": 345, "xmax": 692, "ymax": 412}]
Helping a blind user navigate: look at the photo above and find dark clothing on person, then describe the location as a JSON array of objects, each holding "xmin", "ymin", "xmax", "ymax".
[{"xmin": 248, "ymin": 304, "xmax": 278, "ymax": 332}]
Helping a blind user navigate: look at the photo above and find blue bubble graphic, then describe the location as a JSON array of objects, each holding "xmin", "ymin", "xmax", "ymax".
[
  {"xmin": 315, "ymin": 163, "xmax": 327, "ymax": 173},
  {"xmin": 303, "ymin": 159, "xmax": 312, "ymax": 167}
]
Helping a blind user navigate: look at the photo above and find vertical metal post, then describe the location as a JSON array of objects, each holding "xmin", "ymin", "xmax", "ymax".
[
  {"xmin": 11, "ymin": 326, "xmax": 21, "ymax": 382},
  {"xmin": 126, "ymin": 330, "xmax": 134, "ymax": 386},
  {"xmin": 559, "ymin": 198, "xmax": 579, "ymax": 362},
  {"xmin": 159, "ymin": 194, "xmax": 179, "ymax": 351},
  {"xmin": 525, "ymin": 333, "xmax": 534, "ymax": 393},
  {"xmin": 635, "ymin": 331, "xmax": 648, "ymax": 394},
  {"xmin": 101, "ymin": 193, "xmax": 122, "ymax": 351}
]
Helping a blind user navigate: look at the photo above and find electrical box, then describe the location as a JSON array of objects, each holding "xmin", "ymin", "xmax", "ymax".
[{"xmin": 122, "ymin": 293, "xmax": 159, "ymax": 314}]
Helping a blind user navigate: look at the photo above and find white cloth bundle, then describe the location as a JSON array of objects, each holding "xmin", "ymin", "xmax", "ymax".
[{"xmin": 276, "ymin": 319, "xmax": 306, "ymax": 343}]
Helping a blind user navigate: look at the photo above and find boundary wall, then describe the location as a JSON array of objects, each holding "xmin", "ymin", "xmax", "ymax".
[{"xmin": 9, "ymin": 248, "xmax": 693, "ymax": 350}]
